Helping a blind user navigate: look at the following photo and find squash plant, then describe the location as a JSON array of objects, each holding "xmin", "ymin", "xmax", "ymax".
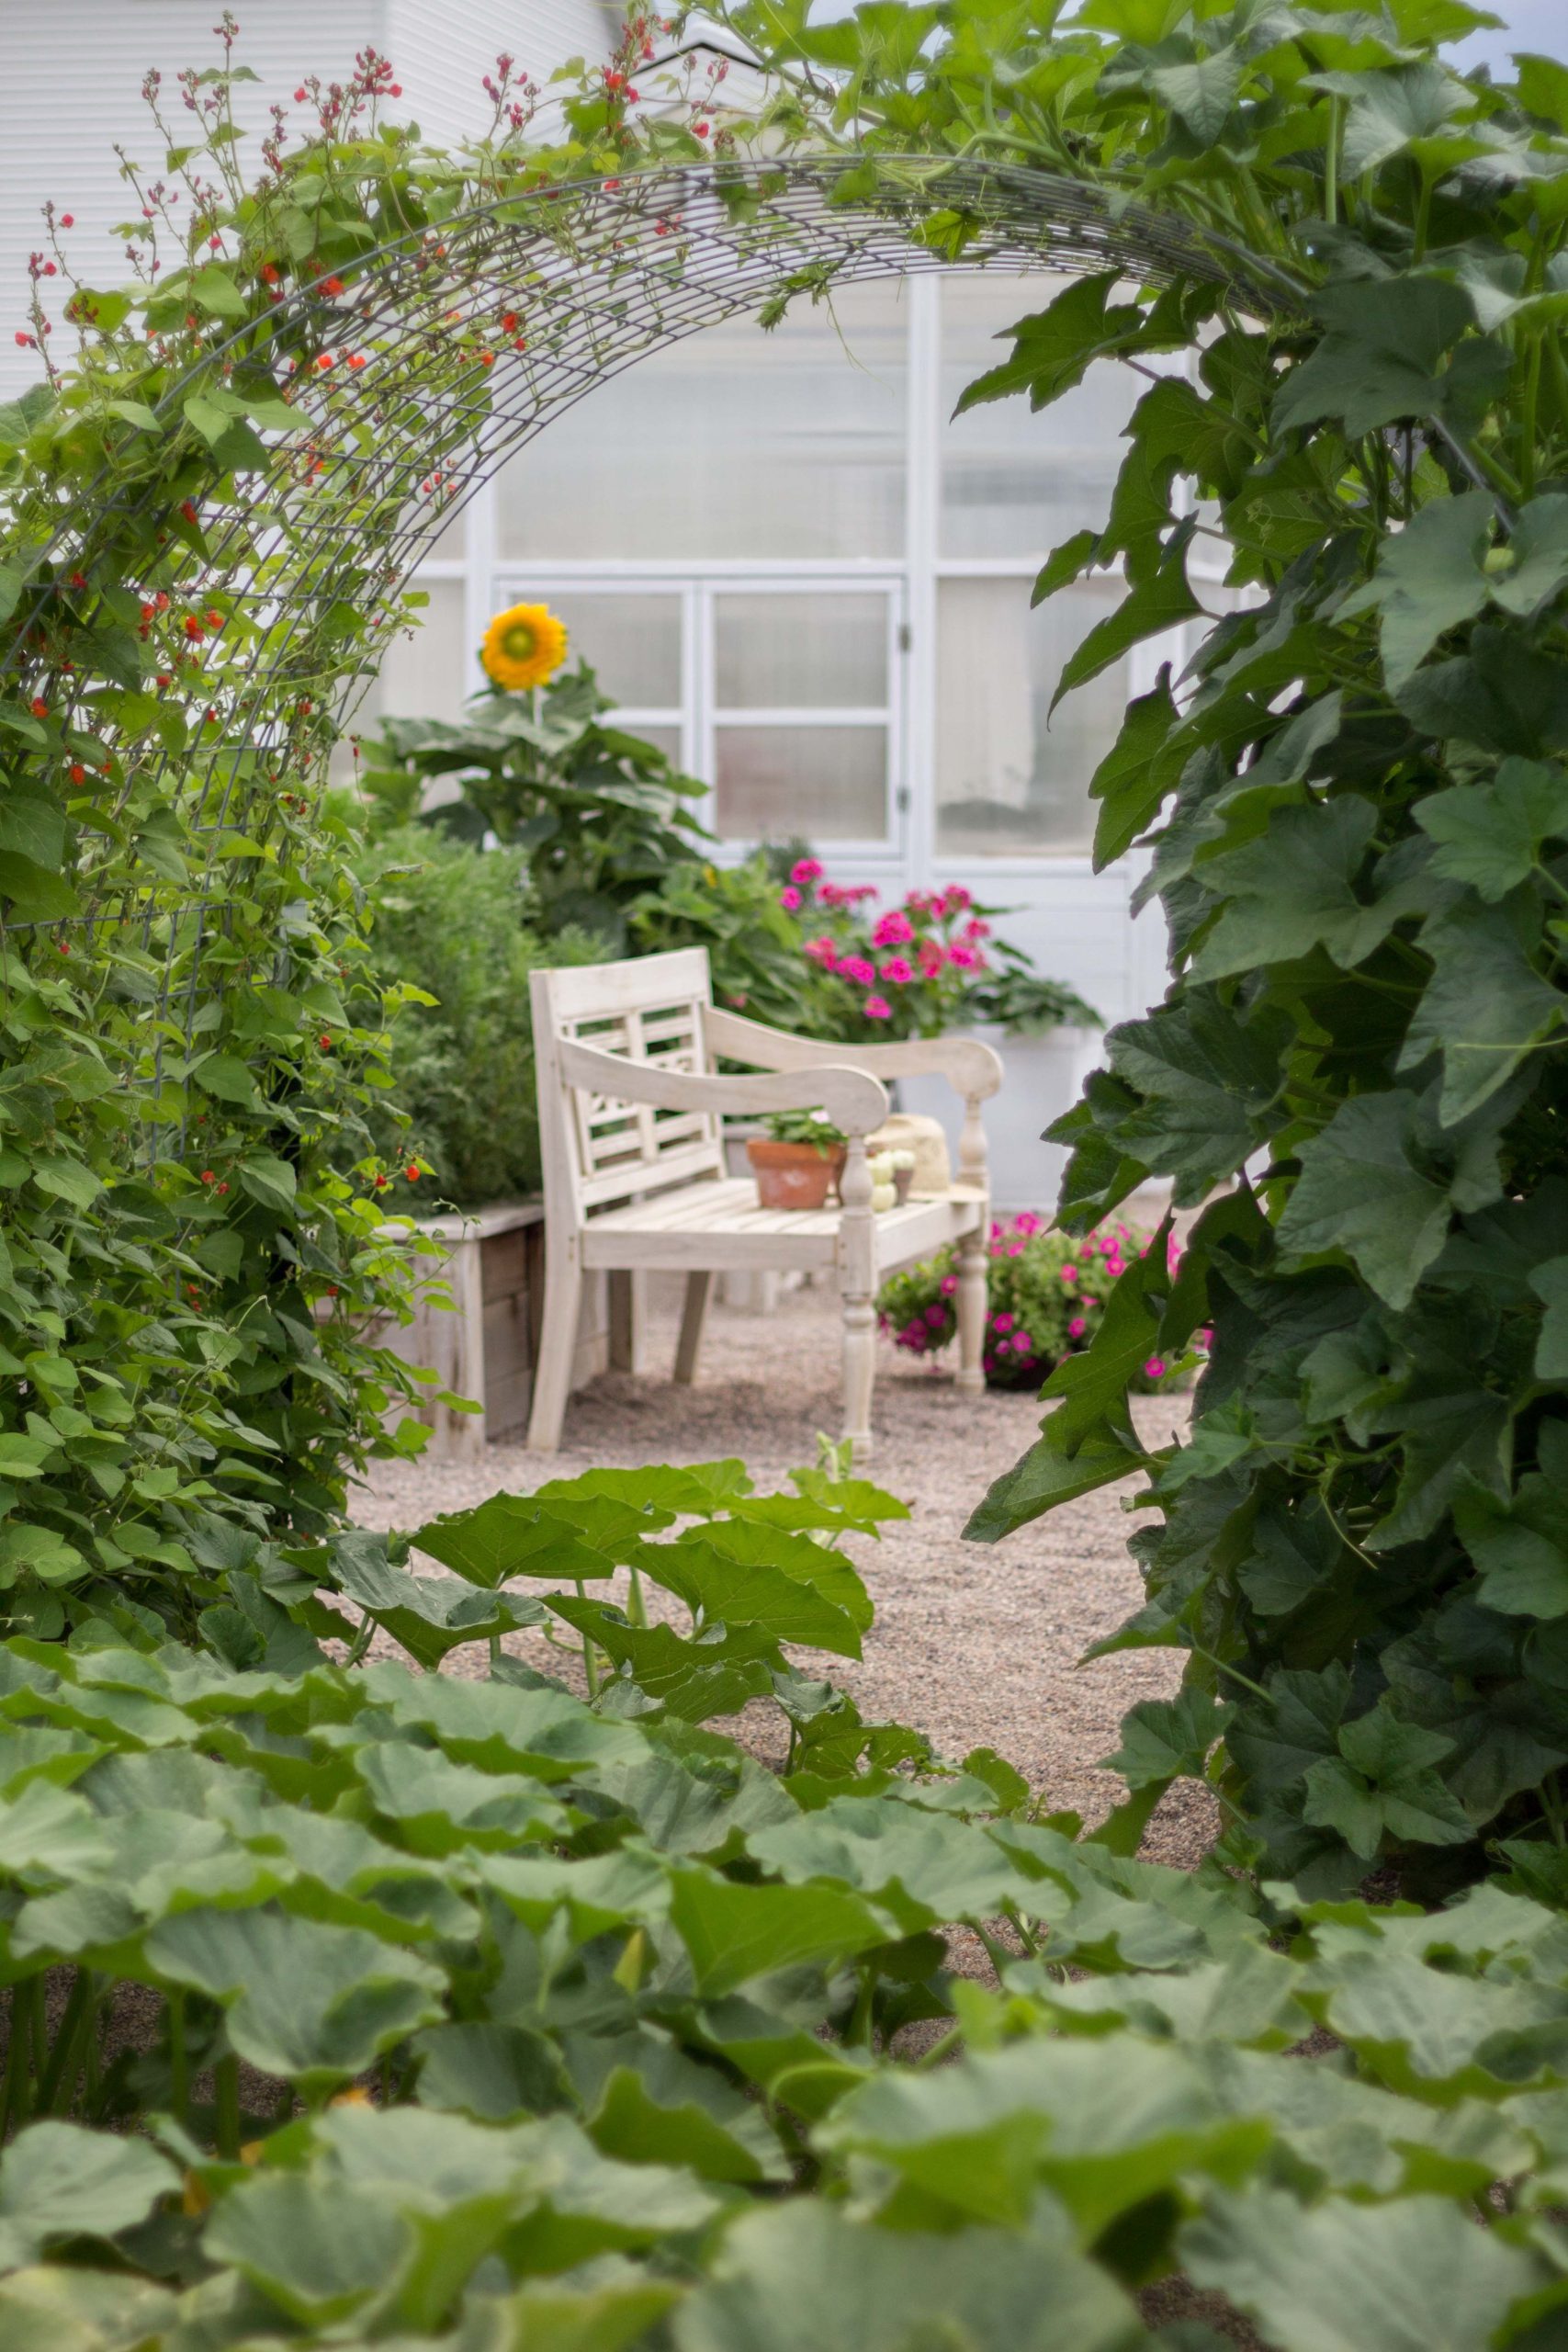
[
  {"xmin": 2, "ymin": 1456, "xmax": 1568, "ymax": 2349},
  {"xmin": 722, "ymin": 0, "xmax": 1568, "ymax": 1894}
]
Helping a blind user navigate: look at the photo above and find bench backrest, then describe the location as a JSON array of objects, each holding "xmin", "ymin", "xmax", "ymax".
[{"xmin": 530, "ymin": 948, "xmax": 726, "ymax": 1225}]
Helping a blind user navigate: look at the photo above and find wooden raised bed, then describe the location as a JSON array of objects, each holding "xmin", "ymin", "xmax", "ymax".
[{"xmin": 377, "ymin": 1203, "xmax": 612, "ymax": 1461}]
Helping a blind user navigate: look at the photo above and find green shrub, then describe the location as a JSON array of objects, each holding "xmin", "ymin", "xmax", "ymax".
[
  {"xmin": 879, "ymin": 1216, "xmax": 1203, "ymax": 1391},
  {"xmin": 354, "ymin": 826, "xmax": 601, "ymax": 1208}
]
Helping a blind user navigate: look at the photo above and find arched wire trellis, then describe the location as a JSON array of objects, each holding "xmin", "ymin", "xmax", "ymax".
[{"xmin": 7, "ymin": 152, "xmax": 1275, "ymax": 1119}]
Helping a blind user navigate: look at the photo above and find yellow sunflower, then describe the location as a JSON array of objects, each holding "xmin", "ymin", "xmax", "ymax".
[{"xmin": 481, "ymin": 601, "xmax": 569, "ymax": 691}]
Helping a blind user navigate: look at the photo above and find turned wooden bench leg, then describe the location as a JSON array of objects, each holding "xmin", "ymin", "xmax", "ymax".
[
  {"xmin": 954, "ymin": 1216, "xmax": 987, "ymax": 1395},
  {"xmin": 839, "ymin": 1133, "xmax": 876, "ymax": 1463},
  {"xmin": 673, "ymin": 1270, "xmax": 714, "ymax": 1385}
]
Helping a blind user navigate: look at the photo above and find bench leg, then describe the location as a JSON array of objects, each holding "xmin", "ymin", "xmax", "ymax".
[
  {"xmin": 526, "ymin": 1249, "xmax": 582, "ymax": 1452},
  {"xmin": 954, "ymin": 1218, "xmax": 987, "ymax": 1396},
  {"xmin": 673, "ymin": 1271, "xmax": 713, "ymax": 1385},
  {"xmin": 840, "ymin": 1287, "xmax": 875, "ymax": 1464},
  {"xmin": 608, "ymin": 1270, "xmax": 648, "ymax": 1374}
]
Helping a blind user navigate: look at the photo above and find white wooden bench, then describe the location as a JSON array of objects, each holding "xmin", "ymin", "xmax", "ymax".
[{"xmin": 526, "ymin": 948, "xmax": 1003, "ymax": 1461}]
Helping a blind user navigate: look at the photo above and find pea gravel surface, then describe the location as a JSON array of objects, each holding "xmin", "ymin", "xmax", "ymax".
[{"xmin": 354, "ymin": 1279, "xmax": 1214, "ymax": 1867}]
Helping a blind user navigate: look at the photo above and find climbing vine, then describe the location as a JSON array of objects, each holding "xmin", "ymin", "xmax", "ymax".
[{"xmin": 728, "ymin": 0, "xmax": 1568, "ymax": 1891}]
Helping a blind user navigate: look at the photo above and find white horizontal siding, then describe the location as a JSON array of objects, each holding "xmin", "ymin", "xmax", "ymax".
[{"xmin": 0, "ymin": 0, "xmax": 616, "ymax": 391}]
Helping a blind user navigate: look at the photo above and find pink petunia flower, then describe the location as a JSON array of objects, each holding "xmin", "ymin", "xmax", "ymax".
[
  {"xmin": 779, "ymin": 886, "xmax": 802, "ymax": 910},
  {"xmin": 1068, "ymin": 1317, "xmax": 1087, "ymax": 1340},
  {"xmin": 864, "ymin": 994, "xmax": 893, "ymax": 1020},
  {"xmin": 1013, "ymin": 1211, "xmax": 1041, "ymax": 1237},
  {"xmin": 1060, "ymin": 1264, "xmax": 1077, "ymax": 1285},
  {"xmin": 880, "ymin": 957, "xmax": 914, "ymax": 985},
  {"xmin": 1013, "ymin": 1331, "xmax": 1033, "ymax": 1353},
  {"xmin": 839, "ymin": 956, "xmax": 875, "ymax": 987},
  {"xmin": 940, "ymin": 1274, "xmax": 958, "ymax": 1295},
  {"xmin": 873, "ymin": 910, "xmax": 914, "ymax": 949},
  {"xmin": 1144, "ymin": 1357, "xmax": 1167, "ymax": 1380},
  {"xmin": 925, "ymin": 1304, "xmax": 945, "ymax": 1329},
  {"xmin": 993, "ymin": 1312, "xmax": 1014, "ymax": 1333},
  {"xmin": 791, "ymin": 856, "xmax": 824, "ymax": 885}
]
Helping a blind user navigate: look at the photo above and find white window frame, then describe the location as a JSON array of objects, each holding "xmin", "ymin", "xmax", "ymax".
[
  {"xmin": 495, "ymin": 567, "xmax": 908, "ymax": 863},
  {"xmin": 422, "ymin": 271, "xmax": 1202, "ymax": 900}
]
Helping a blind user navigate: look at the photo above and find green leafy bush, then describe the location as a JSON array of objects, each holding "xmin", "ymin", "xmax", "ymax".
[
  {"xmin": 354, "ymin": 825, "xmax": 601, "ymax": 1208},
  {"xmin": 879, "ymin": 1216, "xmax": 1202, "ymax": 1392},
  {"xmin": 359, "ymin": 663, "xmax": 712, "ymax": 954},
  {"xmin": 4, "ymin": 1459, "xmax": 1568, "ymax": 2349},
  {"xmin": 727, "ymin": 0, "xmax": 1568, "ymax": 1895}
]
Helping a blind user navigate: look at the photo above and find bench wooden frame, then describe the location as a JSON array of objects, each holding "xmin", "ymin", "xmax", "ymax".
[{"xmin": 526, "ymin": 948, "xmax": 1003, "ymax": 1460}]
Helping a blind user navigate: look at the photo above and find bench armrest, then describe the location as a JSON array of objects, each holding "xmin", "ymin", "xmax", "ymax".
[
  {"xmin": 705, "ymin": 1008, "xmax": 1003, "ymax": 1103},
  {"xmin": 556, "ymin": 1037, "xmax": 888, "ymax": 1136}
]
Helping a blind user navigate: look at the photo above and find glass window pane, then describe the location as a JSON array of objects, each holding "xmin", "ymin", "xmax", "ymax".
[
  {"xmin": 373, "ymin": 574, "xmax": 471, "ymax": 724},
  {"xmin": 940, "ymin": 276, "xmax": 1138, "ymax": 559},
  {"xmin": 715, "ymin": 727, "xmax": 886, "ymax": 842},
  {"xmin": 619, "ymin": 723, "xmax": 682, "ymax": 765},
  {"xmin": 497, "ymin": 284, "xmax": 907, "ymax": 560},
  {"xmin": 536, "ymin": 590, "xmax": 682, "ymax": 707},
  {"xmin": 935, "ymin": 578, "xmax": 1126, "ymax": 855},
  {"xmin": 715, "ymin": 594, "xmax": 887, "ymax": 709}
]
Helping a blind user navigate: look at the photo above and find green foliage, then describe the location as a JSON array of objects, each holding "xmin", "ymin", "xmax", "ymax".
[
  {"xmin": 627, "ymin": 853, "xmax": 844, "ymax": 1032},
  {"xmin": 879, "ymin": 1216, "xmax": 1201, "ymax": 1393},
  {"xmin": 4, "ymin": 1460, "xmax": 1568, "ymax": 2348},
  {"xmin": 760, "ymin": 1107, "xmax": 848, "ymax": 1152},
  {"xmin": 359, "ymin": 664, "xmax": 712, "ymax": 955},
  {"xmin": 723, "ymin": 0, "xmax": 1568, "ymax": 1893},
  {"xmin": 352, "ymin": 826, "xmax": 602, "ymax": 1208}
]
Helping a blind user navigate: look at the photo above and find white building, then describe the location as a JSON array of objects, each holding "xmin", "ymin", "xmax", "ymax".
[{"xmin": 0, "ymin": 1, "xmax": 1212, "ymax": 1203}]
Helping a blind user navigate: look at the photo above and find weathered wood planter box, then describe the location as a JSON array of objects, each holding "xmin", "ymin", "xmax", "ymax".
[{"xmin": 377, "ymin": 1204, "xmax": 611, "ymax": 1461}]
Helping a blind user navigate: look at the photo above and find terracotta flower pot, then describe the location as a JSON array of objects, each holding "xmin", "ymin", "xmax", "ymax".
[{"xmin": 746, "ymin": 1136, "xmax": 846, "ymax": 1211}]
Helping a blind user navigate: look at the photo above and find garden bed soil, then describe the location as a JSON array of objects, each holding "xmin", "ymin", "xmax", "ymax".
[{"xmin": 356, "ymin": 1279, "xmax": 1214, "ymax": 1868}]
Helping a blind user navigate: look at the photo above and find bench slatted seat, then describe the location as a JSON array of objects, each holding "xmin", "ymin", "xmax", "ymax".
[{"xmin": 527, "ymin": 948, "xmax": 1001, "ymax": 1460}]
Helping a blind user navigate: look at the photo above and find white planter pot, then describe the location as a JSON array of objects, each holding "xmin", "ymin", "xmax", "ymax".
[{"xmin": 899, "ymin": 1024, "xmax": 1103, "ymax": 1216}]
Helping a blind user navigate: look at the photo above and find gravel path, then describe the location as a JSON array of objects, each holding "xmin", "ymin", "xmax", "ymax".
[{"xmin": 355, "ymin": 1281, "xmax": 1214, "ymax": 1867}]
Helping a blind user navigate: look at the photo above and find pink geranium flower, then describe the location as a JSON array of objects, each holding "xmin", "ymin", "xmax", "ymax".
[
  {"xmin": 880, "ymin": 957, "xmax": 914, "ymax": 985},
  {"xmin": 864, "ymin": 994, "xmax": 893, "ymax": 1020},
  {"xmin": 947, "ymin": 942, "xmax": 980, "ymax": 970},
  {"xmin": 1068, "ymin": 1317, "xmax": 1087, "ymax": 1340},
  {"xmin": 942, "ymin": 884, "xmax": 972, "ymax": 913},
  {"xmin": 873, "ymin": 910, "xmax": 914, "ymax": 949},
  {"xmin": 779, "ymin": 886, "xmax": 802, "ymax": 910},
  {"xmin": 791, "ymin": 856, "xmax": 823, "ymax": 885},
  {"xmin": 803, "ymin": 935, "xmax": 837, "ymax": 967},
  {"xmin": 839, "ymin": 956, "xmax": 875, "ymax": 987}
]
